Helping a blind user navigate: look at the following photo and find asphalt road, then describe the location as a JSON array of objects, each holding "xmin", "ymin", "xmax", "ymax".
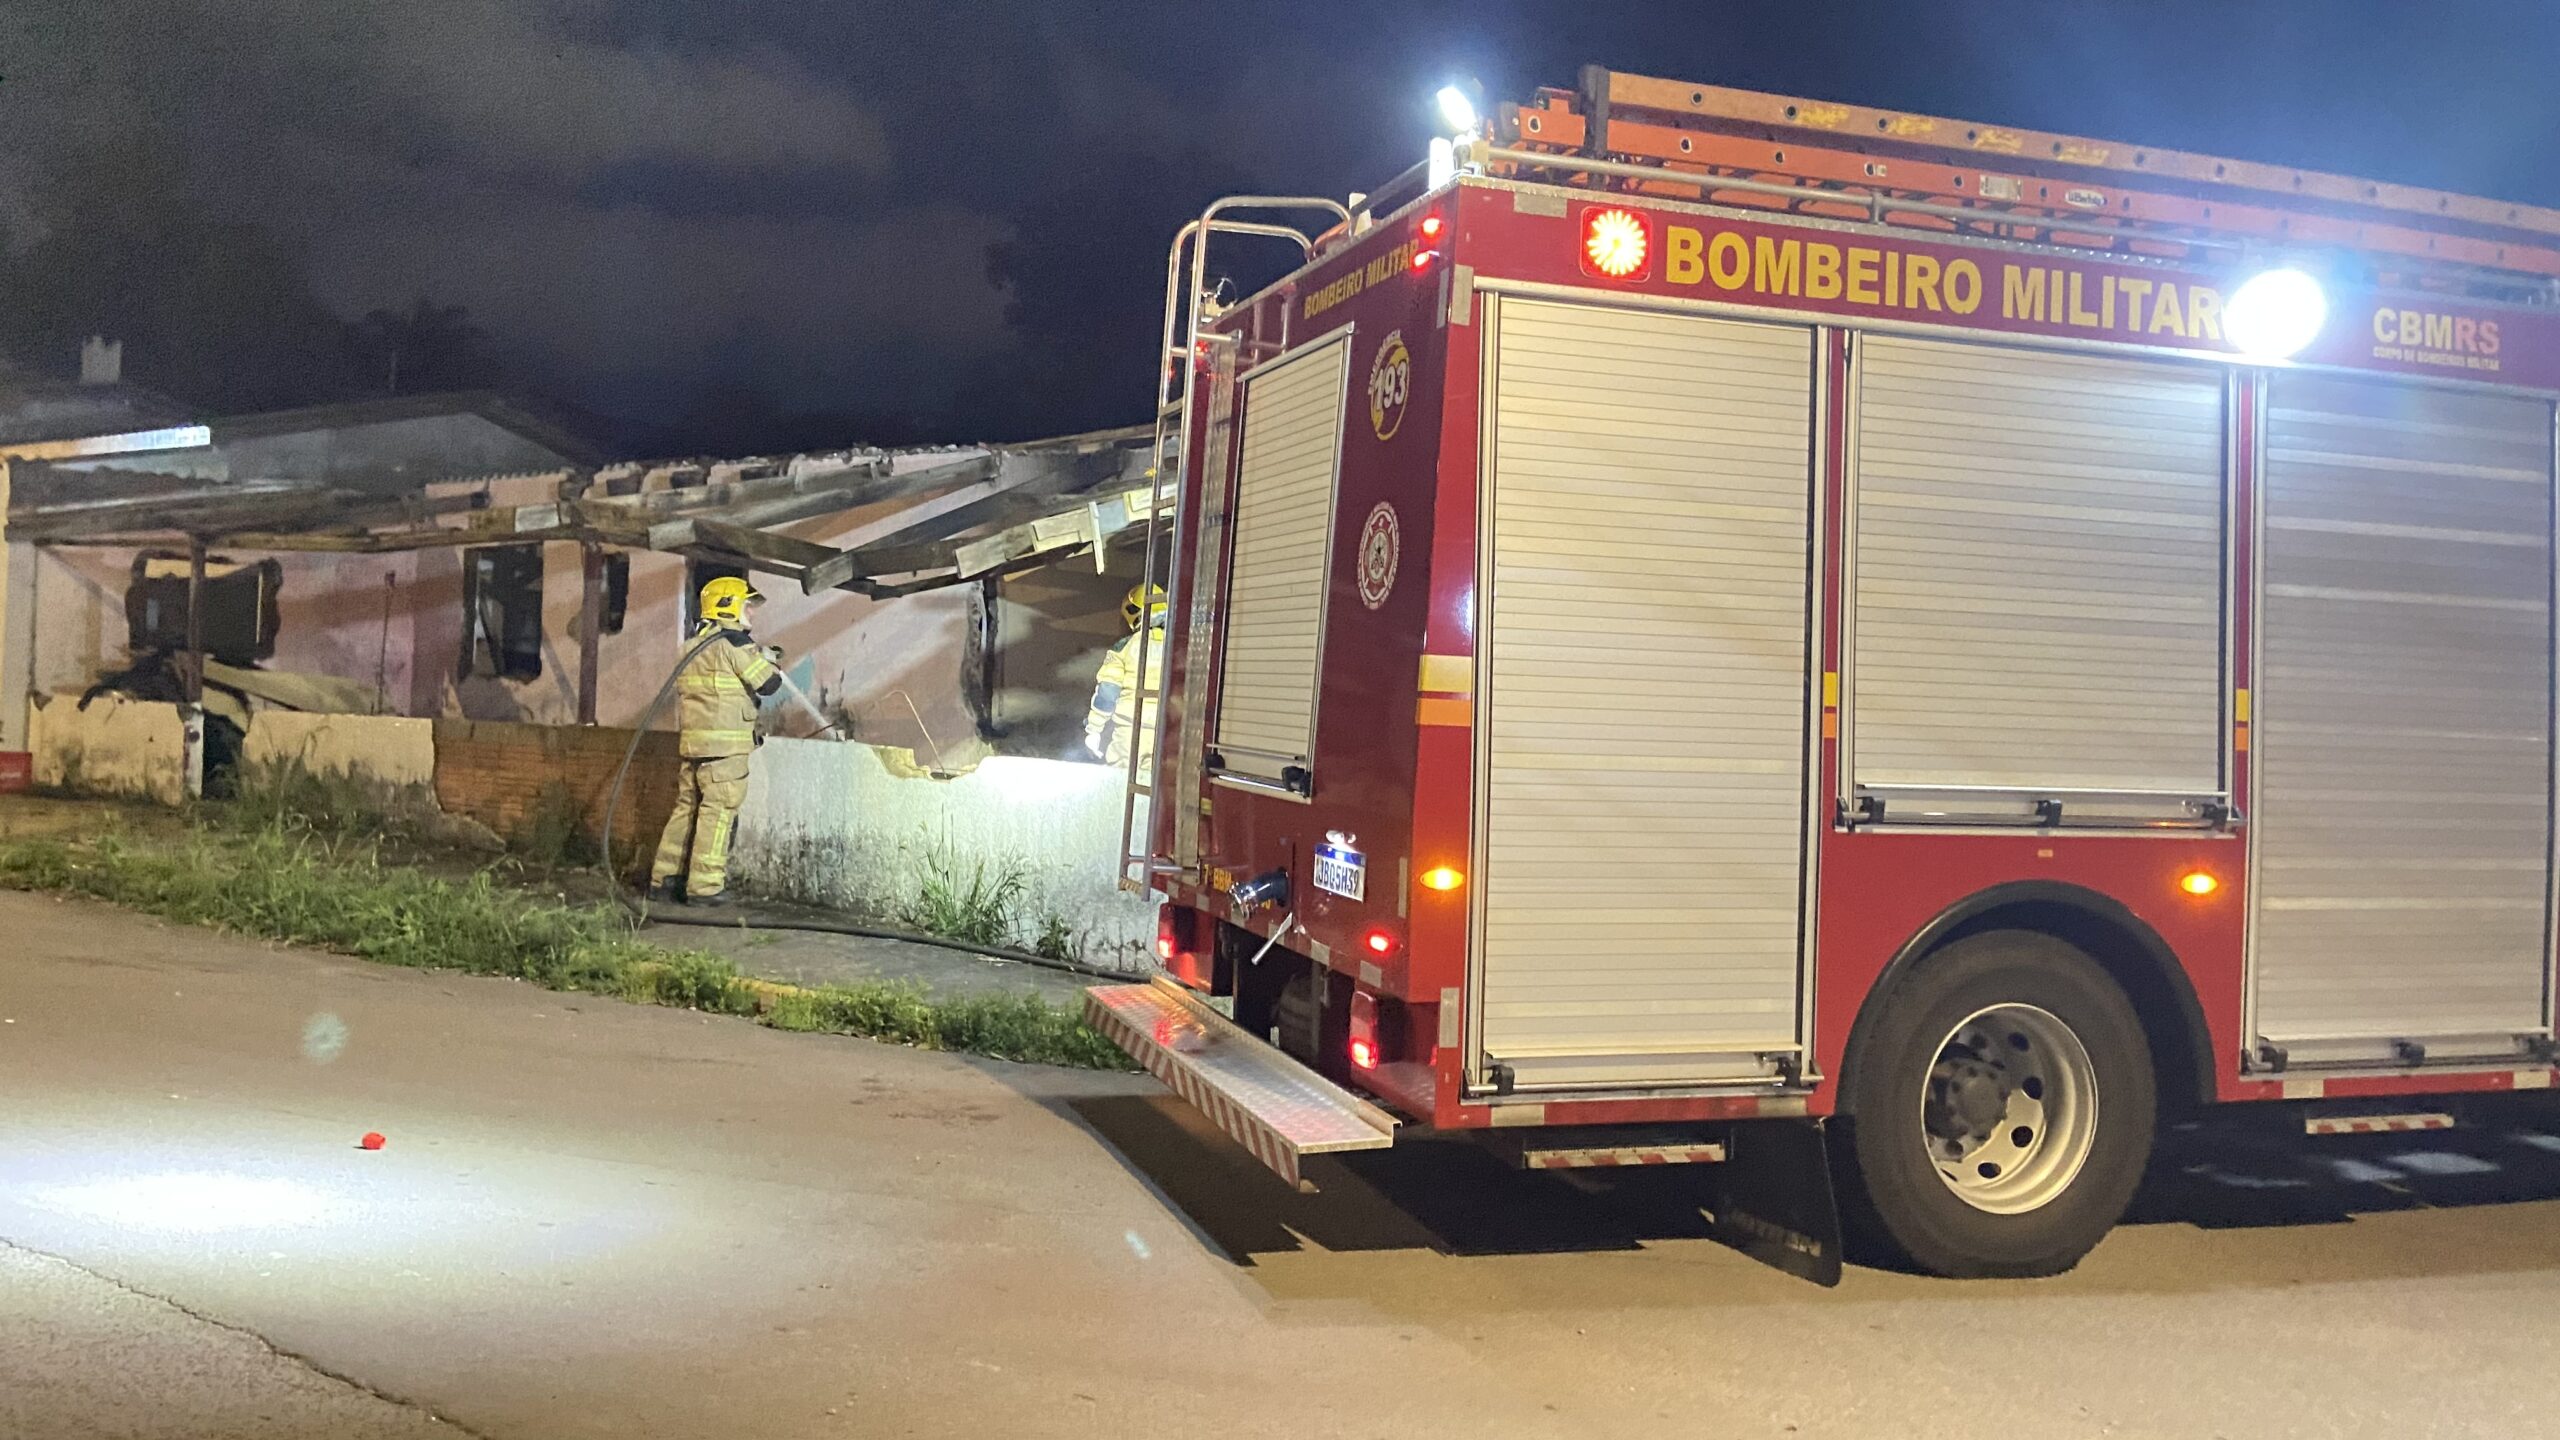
[{"xmin": 4, "ymin": 890, "xmax": 2558, "ymax": 1440}]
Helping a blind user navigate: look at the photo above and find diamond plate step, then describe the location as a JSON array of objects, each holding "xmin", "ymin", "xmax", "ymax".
[{"xmin": 1085, "ymin": 978, "xmax": 1396, "ymax": 1190}]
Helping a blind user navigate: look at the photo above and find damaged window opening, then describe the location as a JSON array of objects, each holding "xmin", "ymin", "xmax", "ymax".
[
  {"xmin": 596, "ymin": 552, "xmax": 629, "ymax": 637},
  {"xmin": 125, "ymin": 552, "xmax": 281, "ymax": 665},
  {"xmin": 462, "ymin": 544, "xmax": 544, "ymax": 682}
]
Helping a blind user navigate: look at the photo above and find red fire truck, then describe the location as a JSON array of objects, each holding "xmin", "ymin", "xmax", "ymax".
[{"xmin": 1085, "ymin": 68, "xmax": 2560, "ymax": 1279}]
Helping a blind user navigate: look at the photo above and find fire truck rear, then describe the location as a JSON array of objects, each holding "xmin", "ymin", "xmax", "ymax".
[{"xmin": 1086, "ymin": 69, "xmax": 2560, "ymax": 1279}]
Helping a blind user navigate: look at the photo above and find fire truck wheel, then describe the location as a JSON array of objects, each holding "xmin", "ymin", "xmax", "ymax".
[{"xmin": 1830, "ymin": 929, "xmax": 2157, "ymax": 1279}]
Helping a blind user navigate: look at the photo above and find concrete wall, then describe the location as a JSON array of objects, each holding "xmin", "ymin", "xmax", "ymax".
[
  {"xmin": 730, "ymin": 738, "xmax": 1156, "ymax": 968},
  {"xmin": 28, "ymin": 691, "xmax": 197, "ymax": 804},
  {"xmin": 240, "ymin": 711, "xmax": 438, "ymax": 792}
]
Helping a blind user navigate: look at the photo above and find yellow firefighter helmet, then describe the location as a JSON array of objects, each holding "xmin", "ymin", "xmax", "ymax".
[
  {"xmin": 1123, "ymin": 582, "xmax": 1168, "ymax": 630},
  {"xmin": 699, "ymin": 575, "xmax": 763, "ymax": 626}
]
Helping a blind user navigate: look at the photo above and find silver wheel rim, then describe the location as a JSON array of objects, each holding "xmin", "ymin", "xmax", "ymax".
[{"xmin": 1920, "ymin": 1003, "xmax": 2100, "ymax": 1215}]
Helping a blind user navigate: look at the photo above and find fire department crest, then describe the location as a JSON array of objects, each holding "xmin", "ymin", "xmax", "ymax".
[
  {"xmin": 1356, "ymin": 502, "xmax": 1400, "ymax": 610},
  {"xmin": 1367, "ymin": 329, "xmax": 1411, "ymax": 441}
]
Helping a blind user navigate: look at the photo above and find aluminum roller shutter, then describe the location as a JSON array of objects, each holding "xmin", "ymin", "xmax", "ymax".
[
  {"xmin": 1476, "ymin": 298, "xmax": 1813, "ymax": 1088},
  {"xmin": 1212, "ymin": 335, "xmax": 1350, "ymax": 783},
  {"xmin": 1849, "ymin": 337, "xmax": 2226, "ymax": 802},
  {"xmin": 2251, "ymin": 374, "xmax": 2555, "ymax": 1051}
]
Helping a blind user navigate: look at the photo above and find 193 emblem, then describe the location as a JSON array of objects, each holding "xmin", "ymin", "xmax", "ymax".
[{"xmin": 1368, "ymin": 329, "xmax": 1411, "ymax": 441}]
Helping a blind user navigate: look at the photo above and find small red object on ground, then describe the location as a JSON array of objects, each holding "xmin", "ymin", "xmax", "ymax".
[{"xmin": 359, "ymin": 1132, "xmax": 386, "ymax": 1151}]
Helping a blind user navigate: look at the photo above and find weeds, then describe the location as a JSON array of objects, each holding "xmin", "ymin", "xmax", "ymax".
[
  {"xmin": 1033, "ymin": 914, "xmax": 1077, "ymax": 963},
  {"xmin": 902, "ymin": 839, "xmax": 1030, "ymax": 949},
  {"xmin": 510, "ymin": 781, "xmax": 598, "ymax": 871},
  {"xmin": 0, "ymin": 820, "xmax": 1132, "ymax": 1071},
  {"xmin": 222, "ymin": 760, "xmax": 440, "ymax": 846}
]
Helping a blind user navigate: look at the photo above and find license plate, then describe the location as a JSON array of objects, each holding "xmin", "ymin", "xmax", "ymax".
[{"xmin": 1312, "ymin": 841, "xmax": 1366, "ymax": 901}]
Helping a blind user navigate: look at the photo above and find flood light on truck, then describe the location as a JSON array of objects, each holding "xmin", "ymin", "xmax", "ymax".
[
  {"xmin": 1581, "ymin": 207, "xmax": 1650, "ymax": 280},
  {"xmin": 2225, "ymin": 267, "xmax": 2327, "ymax": 361},
  {"xmin": 1436, "ymin": 84, "xmax": 1479, "ymax": 135}
]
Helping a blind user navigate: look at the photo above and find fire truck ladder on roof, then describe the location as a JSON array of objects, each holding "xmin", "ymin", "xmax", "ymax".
[
  {"xmin": 1492, "ymin": 66, "xmax": 2560, "ymax": 300},
  {"xmin": 1117, "ymin": 197, "xmax": 1349, "ymax": 895}
]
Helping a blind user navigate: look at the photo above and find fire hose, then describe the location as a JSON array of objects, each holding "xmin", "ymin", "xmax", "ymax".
[{"xmin": 595, "ymin": 632, "xmax": 1138, "ymax": 982}]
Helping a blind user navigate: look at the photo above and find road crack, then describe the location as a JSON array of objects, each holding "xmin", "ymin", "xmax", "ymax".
[{"xmin": 0, "ymin": 1235, "xmax": 498, "ymax": 1439}]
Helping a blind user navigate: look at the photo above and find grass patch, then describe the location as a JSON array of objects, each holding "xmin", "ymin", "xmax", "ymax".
[
  {"xmin": 901, "ymin": 839, "xmax": 1031, "ymax": 949},
  {"xmin": 0, "ymin": 821, "xmax": 1132, "ymax": 1071},
  {"xmin": 222, "ymin": 759, "xmax": 444, "ymax": 846}
]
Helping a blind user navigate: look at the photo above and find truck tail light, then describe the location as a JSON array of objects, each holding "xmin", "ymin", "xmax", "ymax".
[
  {"xmin": 1418, "ymin": 212, "xmax": 1445, "ymax": 241},
  {"xmin": 1349, "ymin": 990, "xmax": 1379, "ymax": 1069},
  {"xmin": 1409, "ymin": 248, "xmax": 1440, "ymax": 274},
  {"xmin": 1363, "ymin": 926, "xmax": 1399, "ymax": 957},
  {"xmin": 1157, "ymin": 905, "xmax": 1204, "ymax": 984}
]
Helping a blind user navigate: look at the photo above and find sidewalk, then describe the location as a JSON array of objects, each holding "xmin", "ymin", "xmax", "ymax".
[{"xmin": 638, "ymin": 911, "xmax": 1107, "ymax": 1005}]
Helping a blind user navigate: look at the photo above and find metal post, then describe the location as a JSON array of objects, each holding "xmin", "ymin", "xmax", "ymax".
[
  {"xmin": 183, "ymin": 535, "xmax": 207, "ymax": 704},
  {"xmin": 577, "ymin": 541, "xmax": 604, "ymax": 725}
]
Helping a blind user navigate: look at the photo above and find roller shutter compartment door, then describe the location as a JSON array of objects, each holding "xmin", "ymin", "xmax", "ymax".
[
  {"xmin": 1849, "ymin": 338, "xmax": 2227, "ymax": 807},
  {"xmin": 1476, "ymin": 299, "xmax": 1814, "ymax": 1088},
  {"xmin": 1212, "ymin": 335, "xmax": 1351, "ymax": 785},
  {"xmin": 2252, "ymin": 374, "xmax": 2555, "ymax": 1051}
]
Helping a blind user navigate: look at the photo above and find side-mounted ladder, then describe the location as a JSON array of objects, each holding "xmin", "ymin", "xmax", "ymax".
[
  {"xmin": 1493, "ymin": 66, "xmax": 2560, "ymax": 303},
  {"xmin": 1115, "ymin": 197, "xmax": 1350, "ymax": 895}
]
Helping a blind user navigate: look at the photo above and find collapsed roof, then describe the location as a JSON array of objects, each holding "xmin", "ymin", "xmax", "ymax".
[{"xmin": 5, "ymin": 423, "xmax": 1159, "ymax": 598}]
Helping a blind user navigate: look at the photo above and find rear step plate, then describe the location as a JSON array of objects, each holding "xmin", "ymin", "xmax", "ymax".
[
  {"xmin": 1503, "ymin": 1128, "xmax": 1729, "ymax": 1170},
  {"xmin": 1085, "ymin": 979, "xmax": 1397, "ymax": 1190},
  {"xmin": 2305, "ymin": 1111, "xmax": 2455, "ymax": 1136}
]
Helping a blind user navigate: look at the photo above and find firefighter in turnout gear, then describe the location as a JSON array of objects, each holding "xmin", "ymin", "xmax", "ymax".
[
  {"xmin": 1085, "ymin": 583, "xmax": 1166, "ymax": 769},
  {"xmin": 650, "ymin": 577, "xmax": 783, "ymax": 906}
]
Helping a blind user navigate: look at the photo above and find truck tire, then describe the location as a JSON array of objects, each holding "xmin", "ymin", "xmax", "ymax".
[{"xmin": 1830, "ymin": 929, "xmax": 2156, "ymax": 1278}]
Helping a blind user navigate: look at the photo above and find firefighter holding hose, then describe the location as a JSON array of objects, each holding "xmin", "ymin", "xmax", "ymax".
[
  {"xmin": 651, "ymin": 576, "xmax": 783, "ymax": 907},
  {"xmin": 1085, "ymin": 583, "xmax": 1166, "ymax": 769}
]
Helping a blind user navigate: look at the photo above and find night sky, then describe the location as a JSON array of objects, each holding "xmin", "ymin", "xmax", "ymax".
[{"xmin": 5, "ymin": 1, "xmax": 2559, "ymax": 455}]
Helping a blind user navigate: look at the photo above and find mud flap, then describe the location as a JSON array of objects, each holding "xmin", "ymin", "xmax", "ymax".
[{"xmin": 1704, "ymin": 1118, "xmax": 1843, "ymax": 1287}]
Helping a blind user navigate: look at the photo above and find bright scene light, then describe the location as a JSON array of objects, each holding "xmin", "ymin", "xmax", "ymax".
[
  {"xmin": 1436, "ymin": 85, "xmax": 1478, "ymax": 134},
  {"xmin": 35, "ymin": 1172, "xmax": 339, "ymax": 1233},
  {"xmin": 2224, "ymin": 267, "xmax": 2327, "ymax": 361}
]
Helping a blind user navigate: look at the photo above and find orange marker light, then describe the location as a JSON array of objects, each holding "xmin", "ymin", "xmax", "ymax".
[
  {"xmin": 2179, "ymin": 871, "xmax": 2220, "ymax": 897},
  {"xmin": 1581, "ymin": 207, "xmax": 1650, "ymax": 279},
  {"xmin": 1420, "ymin": 866, "xmax": 1465, "ymax": 892}
]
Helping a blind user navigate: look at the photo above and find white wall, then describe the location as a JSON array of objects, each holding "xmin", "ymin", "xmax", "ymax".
[
  {"xmin": 240, "ymin": 711, "xmax": 438, "ymax": 792},
  {"xmin": 29, "ymin": 692, "xmax": 197, "ymax": 804},
  {"xmin": 729, "ymin": 737, "xmax": 1158, "ymax": 969}
]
